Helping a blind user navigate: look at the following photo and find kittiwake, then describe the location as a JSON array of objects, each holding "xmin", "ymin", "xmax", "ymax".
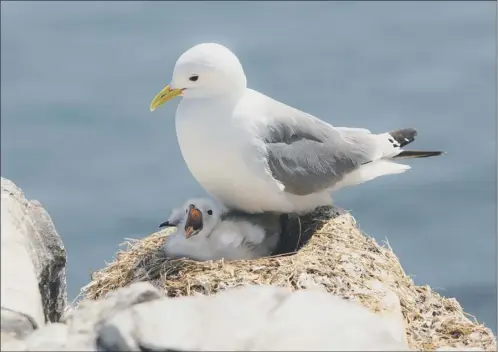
[{"xmin": 150, "ymin": 43, "xmax": 444, "ymax": 214}]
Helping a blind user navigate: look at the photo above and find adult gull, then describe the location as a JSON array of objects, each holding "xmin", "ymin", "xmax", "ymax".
[{"xmin": 150, "ymin": 43, "xmax": 444, "ymax": 214}]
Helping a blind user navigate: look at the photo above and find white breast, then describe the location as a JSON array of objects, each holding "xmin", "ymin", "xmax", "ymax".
[{"xmin": 175, "ymin": 97, "xmax": 283, "ymax": 212}]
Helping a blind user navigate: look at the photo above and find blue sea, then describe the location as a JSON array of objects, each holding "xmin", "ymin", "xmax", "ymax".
[{"xmin": 1, "ymin": 1, "xmax": 496, "ymax": 332}]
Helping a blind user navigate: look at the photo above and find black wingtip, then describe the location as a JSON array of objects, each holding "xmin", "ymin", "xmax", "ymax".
[
  {"xmin": 394, "ymin": 150, "xmax": 446, "ymax": 159},
  {"xmin": 389, "ymin": 128, "xmax": 418, "ymax": 148}
]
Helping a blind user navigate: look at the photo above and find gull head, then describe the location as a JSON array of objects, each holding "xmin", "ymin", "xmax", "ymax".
[
  {"xmin": 159, "ymin": 197, "xmax": 223, "ymax": 239},
  {"xmin": 150, "ymin": 43, "xmax": 247, "ymax": 112}
]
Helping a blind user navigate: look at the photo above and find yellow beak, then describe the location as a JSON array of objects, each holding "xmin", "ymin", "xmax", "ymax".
[{"xmin": 149, "ymin": 84, "xmax": 183, "ymax": 112}]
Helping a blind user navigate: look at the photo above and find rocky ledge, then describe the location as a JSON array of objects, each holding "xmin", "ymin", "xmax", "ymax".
[{"xmin": 1, "ymin": 177, "xmax": 496, "ymax": 351}]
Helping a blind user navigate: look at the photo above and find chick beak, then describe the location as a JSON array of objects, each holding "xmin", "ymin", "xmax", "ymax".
[
  {"xmin": 184, "ymin": 205, "xmax": 203, "ymax": 239},
  {"xmin": 159, "ymin": 221, "xmax": 173, "ymax": 228}
]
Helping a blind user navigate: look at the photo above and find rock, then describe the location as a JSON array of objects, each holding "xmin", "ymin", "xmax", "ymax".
[
  {"xmin": 249, "ymin": 287, "xmax": 409, "ymax": 351},
  {"xmin": 1, "ymin": 177, "xmax": 67, "ymax": 325},
  {"xmin": 367, "ymin": 279, "xmax": 408, "ymax": 347},
  {"xmin": 1, "ymin": 282, "xmax": 162, "ymax": 351},
  {"xmin": 26, "ymin": 323, "xmax": 69, "ymax": 350},
  {"xmin": 61, "ymin": 282, "xmax": 162, "ymax": 350},
  {"xmin": 1, "ymin": 323, "xmax": 70, "ymax": 351},
  {"xmin": 1, "ymin": 179, "xmax": 46, "ymax": 331},
  {"xmin": 28, "ymin": 200, "xmax": 67, "ymax": 323},
  {"xmin": 0, "ymin": 332, "xmax": 26, "ymax": 351},
  {"xmin": 97, "ymin": 284, "xmax": 410, "ymax": 351},
  {"xmin": 0, "ymin": 308, "xmax": 36, "ymax": 339}
]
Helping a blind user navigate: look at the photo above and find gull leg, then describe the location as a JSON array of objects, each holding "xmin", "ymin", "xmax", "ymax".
[
  {"xmin": 276, "ymin": 213, "xmax": 304, "ymax": 255},
  {"xmin": 293, "ymin": 214, "xmax": 302, "ymax": 252}
]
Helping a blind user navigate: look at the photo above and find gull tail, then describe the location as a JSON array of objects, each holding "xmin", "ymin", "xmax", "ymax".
[
  {"xmin": 331, "ymin": 159, "xmax": 411, "ymax": 191},
  {"xmin": 332, "ymin": 127, "xmax": 445, "ymax": 191},
  {"xmin": 384, "ymin": 128, "xmax": 445, "ymax": 159},
  {"xmin": 393, "ymin": 150, "xmax": 445, "ymax": 159}
]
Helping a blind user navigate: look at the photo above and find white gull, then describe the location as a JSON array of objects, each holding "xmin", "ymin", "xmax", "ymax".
[{"xmin": 150, "ymin": 43, "xmax": 444, "ymax": 214}]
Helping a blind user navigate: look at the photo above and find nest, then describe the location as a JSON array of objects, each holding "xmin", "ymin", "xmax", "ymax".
[{"xmin": 79, "ymin": 207, "xmax": 496, "ymax": 351}]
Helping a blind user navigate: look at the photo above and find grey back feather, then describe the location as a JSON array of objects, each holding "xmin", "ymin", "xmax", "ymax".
[{"xmin": 257, "ymin": 98, "xmax": 374, "ymax": 195}]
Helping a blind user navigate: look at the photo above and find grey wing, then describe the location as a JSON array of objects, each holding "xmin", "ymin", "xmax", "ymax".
[{"xmin": 260, "ymin": 103, "xmax": 375, "ymax": 196}]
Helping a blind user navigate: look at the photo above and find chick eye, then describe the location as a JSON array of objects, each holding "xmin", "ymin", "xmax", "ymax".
[
  {"xmin": 189, "ymin": 75, "xmax": 199, "ymax": 82},
  {"xmin": 207, "ymin": 210, "xmax": 213, "ymax": 215}
]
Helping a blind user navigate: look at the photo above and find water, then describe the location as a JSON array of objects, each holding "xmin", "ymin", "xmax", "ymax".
[{"xmin": 1, "ymin": 1, "xmax": 496, "ymax": 332}]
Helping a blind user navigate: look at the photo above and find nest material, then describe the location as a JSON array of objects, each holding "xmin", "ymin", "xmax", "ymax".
[{"xmin": 80, "ymin": 207, "xmax": 496, "ymax": 351}]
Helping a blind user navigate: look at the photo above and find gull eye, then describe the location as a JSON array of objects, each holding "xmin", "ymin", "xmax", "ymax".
[
  {"xmin": 207, "ymin": 210, "xmax": 213, "ymax": 215},
  {"xmin": 189, "ymin": 75, "xmax": 199, "ymax": 82}
]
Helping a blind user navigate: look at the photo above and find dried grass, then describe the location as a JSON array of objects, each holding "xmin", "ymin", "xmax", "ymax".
[{"xmin": 79, "ymin": 207, "xmax": 496, "ymax": 351}]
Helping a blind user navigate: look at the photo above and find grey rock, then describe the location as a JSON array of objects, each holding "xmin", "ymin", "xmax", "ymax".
[
  {"xmin": 0, "ymin": 332, "xmax": 27, "ymax": 351},
  {"xmin": 1, "ymin": 177, "xmax": 67, "ymax": 324},
  {"xmin": 98, "ymin": 284, "xmax": 288, "ymax": 351},
  {"xmin": 1, "ymin": 283, "xmax": 162, "ymax": 351},
  {"xmin": 0, "ymin": 308, "xmax": 36, "ymax": 339},
  {"xmin": 98, "ymin": 285, "xmax": 410, "ymax": 351},
  {"xmin": 15, "ymin": 323, "xmax": 69, "ymax": 351},
  {"xmin": 247, "ymin": 288, "xmax": 409, "ymax": 351},
  {"xmin": 25, "ymin": 323, "xmax": 69, "ymax": 350},
  {"xmin": 62, "ymin": 282, "xmax": 162, "ymax": 350},
  {"xmin": 0, "ymin": 322, "xmax": 92, "ymax": 352},
  {"xmin": 97, "ymin": 324, "xmax": 138, "ymax": 351},
  {"xmin": 1, "ymin": 179, "xmax": 46, "ymax": 330},
  {"xmin": 28, "ymin": 200, "xmax": 67, "ymax": 323}
]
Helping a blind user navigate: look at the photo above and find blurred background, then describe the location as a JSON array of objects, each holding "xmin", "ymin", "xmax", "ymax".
[{"xmin": 1, "ymin": 1, "xmax": 496, "ymax": 332}]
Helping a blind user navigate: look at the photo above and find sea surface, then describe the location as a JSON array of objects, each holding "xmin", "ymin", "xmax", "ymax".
[{"xmin": 1, "ymin": 1, "xmax": 496, "ymax": 332}]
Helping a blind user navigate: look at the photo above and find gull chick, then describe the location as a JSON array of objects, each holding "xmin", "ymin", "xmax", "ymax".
[
  {"xmin": 150, "ymin": 43, "xmax": 444, "ymax": 214},
  {"xmin": 159, "ymin": 198, "xmax": 281, "ymax": 261}
]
